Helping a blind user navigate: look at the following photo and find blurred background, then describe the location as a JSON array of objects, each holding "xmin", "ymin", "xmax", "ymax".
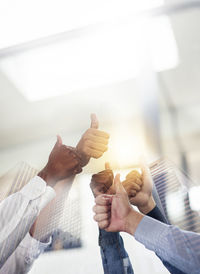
[{"xmin": 0, "ymin": 0, "xmax": 200, "ymax": 273}]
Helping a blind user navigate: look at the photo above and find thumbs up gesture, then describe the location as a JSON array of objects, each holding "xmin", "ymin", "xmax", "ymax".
[
  {"xmin": 122, "ymin": 170, "xmax": 143, "ymax": 204},
  {"xmin": 76, "ymin": 114, "xmax": 110, "ymax": 167},
  {"xmin": 38, "ymin": 135, "xmax": 82, "ymax": 187},
  {"xmin": 90, "ymin": 162, "xmax": 114, "ymax": 197},
  {"xmin": 93, "ymin": 174, "xmax": 139, "ymax": 233}
]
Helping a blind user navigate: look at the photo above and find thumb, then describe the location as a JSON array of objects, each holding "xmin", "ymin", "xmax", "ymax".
[
  {"xmin": 105, "ymin": 162, "xmax": 111, "ymax": 170},
  {"xmin": 90, "ymin": 113, "xmax": 99, "ymax": 129},
  {"xmin": 139, "ymin": 155, "xmax": 150, "ymax": 178},
  {"xmin": 54, "ymin": 135, "xmax": 62, "ymax": 148},
  {"xmin": 114, "ymin": 174, "xmax": 126, "ymax": 194}
]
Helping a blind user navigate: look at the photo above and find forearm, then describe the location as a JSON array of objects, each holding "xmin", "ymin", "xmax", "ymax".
[
  {"xmin": 31, "ymin": 175, "xmax": 76, "ymax": 240},
  {"xmin": 99, "ymin": 229, "xmax": 134, "ymax": 274},
  {"xmin": 0, "ymin": 201, "xmax": 38, "ymax": 269},
  {"xmin": 145, "ymin": 206, "xmax": 187, "ymax": 273},
  {"xmin": 134, "ymin": 216, "xmax": 200, "ymax": 274},
  {"xmin": 0, "ymin": 176, "xmax": 55, "ymax": 268},
  {"xmin": 0, "ymin": 233, "xmax": 51, "ymax": 274}
]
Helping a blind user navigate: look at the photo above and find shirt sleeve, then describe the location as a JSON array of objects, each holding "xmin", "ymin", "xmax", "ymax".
[
  {"xmin": 0, "ymin": 176, "xmax": 55, "ymax": 269},
  {"xmin": 0, "ymin": 233, "xmax": 52, "ymax": 274},
  {"xmin": 147, "ymin": 205, "xmax": 169, "ymax": 224},
  {"xmin": 99, "ymin": 229, "xmax": 134, "ymax": 274},
  {"xmin": 135, "ymin": 215, "xmax": 200, "ymax": 274},
  {"xmin": 147, "ymin": 206, "xmax": 186, "ymax": 273}
]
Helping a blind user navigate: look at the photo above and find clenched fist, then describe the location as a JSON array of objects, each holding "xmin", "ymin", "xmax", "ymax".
[
  {"xmin": 76, "ymin": 114, "xmax": 109, "ymax": 167},
  {"xmin": 127, "ymin": 162, "xmax": 156, "ymax": 214},
  {"xmin": 38, "ymin": 135, "xmax": 82, "ymax": 187},
  {"xmin": 93, "ymin": 174, "xmax": 143, "ymax": 234},
  {"xmin": 90, "ymin": 164, "xmax": 143, "ymax": 202},
  {"xmin": 122, "ymin": 170, "xmax": 143, "ymax": 204},
  {"xmin": 90, "ymin": 163, "xmax": 114, "ymax": 197}
]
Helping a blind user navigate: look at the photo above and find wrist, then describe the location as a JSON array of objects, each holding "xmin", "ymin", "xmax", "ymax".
[
  {"xmin": 38, "ymin": 167, "xmax": 56, "ymax": 187},
  {"xmin": 75, "ymin": 148, "xmax": 90, "ymax": 167},
  {"xmin": 138, "ymin": 196, "xmax": 156, "ymax": 214},
  {"xmin": 125, "ymin": 209, "xmax": 144, "ymax": 236},
  {"xmin": 29, "ymin": 222, "xmax": 36, "ymax": 238}
]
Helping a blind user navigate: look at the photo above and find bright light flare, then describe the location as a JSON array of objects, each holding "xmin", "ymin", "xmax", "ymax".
[
  {"xmin": 166, "ymin": 191, "xmax": 185, "ymax": 221},
  {"xmin": 109, "ymin": 125, "xmax": 147, "ymax": 168},
  {"xmin": 0, "ymin": 10, "xmax": 179, "ymax": 102},
  {"xmin": 189, "ymin": 186, "xmax": 200, "ymax": 211}
]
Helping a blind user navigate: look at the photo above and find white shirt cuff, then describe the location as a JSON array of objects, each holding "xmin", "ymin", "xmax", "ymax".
[
  {"xmin": 38, "ymin": 186, "xmax": 56, "ymax": 212},
  {"xmin": 20, "ymin": 233, "xmax": 52, "ymax": 264},
  {"xmin": 19, "ymin": 175, "xmax": 56, "ymax": 206},
  {"xmin": 20, "ymin": 176, "xmax": 47, "ymax": 200}
]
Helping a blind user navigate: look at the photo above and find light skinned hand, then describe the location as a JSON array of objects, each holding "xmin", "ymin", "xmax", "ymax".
[
  {"xmin": 127, "ymin": 160, "xmax": 156, "ymax": 214},
  {"xmin": 76, "ymin": 114, "xmax": 109, "ymax": 167},
  {"xmin": 93, "ymin": 174, "xmax": 144, "ymax": 234},
  {"xmin": 90, "ymin": 162, "xmax": 115, "ymax": 197},
  {"xmin": 90, "ymin": 163, "xmax": 144, "ymax": 204},
  {"xmin": 122, "ymin": 170, "xmax": 143, "ymax": 203}
]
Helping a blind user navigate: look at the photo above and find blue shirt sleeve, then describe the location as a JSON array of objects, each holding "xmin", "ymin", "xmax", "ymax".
[
  {"xmin": 135, "ymin": 215, "xmax": 200, "ymax": 274},
  {"xmin": 98, "ymin": 229, "xmax": 134, "ymax": 274},
  {"xmin": 98, "ymin": 206, "xmax": 184, "ymax": 274},
  {"xmin": 147, "ymin": 206, "xmax": 186, "ymax": 274}
]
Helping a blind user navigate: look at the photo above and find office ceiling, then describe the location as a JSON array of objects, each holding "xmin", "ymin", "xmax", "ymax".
[{"xmin": 0, "ymin": 0, "xmax": 199, "ymax": 178}]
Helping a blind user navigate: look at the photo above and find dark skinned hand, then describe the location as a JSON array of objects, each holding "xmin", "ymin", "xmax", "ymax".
[{"xmin": 38, "ymin": 135, "xmax": 82, "ymax": 187}]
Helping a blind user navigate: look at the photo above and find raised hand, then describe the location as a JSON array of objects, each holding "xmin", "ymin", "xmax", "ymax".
[
  {"xmin": 122, "ymin": 170, "xmax": 143, "ymax": 204},
  {"xmin": 90, "ymin": 162, "xmax": 114, "ymax": 197},
  {"xmin": 93, "ymin": 174, "xmax": 143, "ymax": 235},
  {"xmin": 126, "ymin": 161, "xmax": 156, "ymax": 214},
  {"xmin": 38, "ymin": 135, "xmax": 82, "ymax": 187},
  {"xmin": 76, "ymin": 113, "xmax": 109, "ymax": 167}
]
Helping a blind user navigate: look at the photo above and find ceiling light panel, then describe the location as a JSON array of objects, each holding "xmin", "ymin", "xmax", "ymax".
[
  {"xmin": 0, "ymin": 0, "xmax": 164, "ymax": 49},
  {"xmin": 0, "ymin": 15, "xmax": 178, "ymax": 102}
]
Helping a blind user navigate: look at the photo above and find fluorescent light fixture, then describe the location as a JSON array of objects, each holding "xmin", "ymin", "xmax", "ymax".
[
  {"xmin": 0, "ymin": 14, "xmax": 178, "ymax": 102},
  {"xmin": 0, "ymin": 24, "xmax": 143, "ymax": 101},
  {"xmin": 0, "ymin": 0, "xmax": 164, "ymax": 49}
]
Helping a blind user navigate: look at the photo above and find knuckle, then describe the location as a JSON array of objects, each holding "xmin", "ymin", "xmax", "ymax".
[
  {"xmin": 95, "ymin": 195, "xmax": 103, "ymax": 205},
  {"xmin": 101, "ymin": 206, "xmax": 107, "ymax": 213},
  {"xmin": 104, "ymin": 146, "xmax": 108, "ymax": 152},
  {"xmin": 99, "ymin": 222, "xmax": 105, "ymax": 229},
  {"xmin": 95, "ymin": 152, "xmax": 102, "ymax": 159},
  {"xmin": 92, "ymin": 205, "xmax": 96, "ymax": 213},
  {"xmin": 93, "ymin": 214, "xmax": 97, "ymax": 221},
  {"xmin": 103, "ymin": 220, "xmax": 109, "ymax": 228},
  {"xmin": 105, "ymin": 139, "xmax": 109, "ymax": 144},
  {"xmin": 98, "ymin": 152, "xmax": 103, "ymax": 158}
]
